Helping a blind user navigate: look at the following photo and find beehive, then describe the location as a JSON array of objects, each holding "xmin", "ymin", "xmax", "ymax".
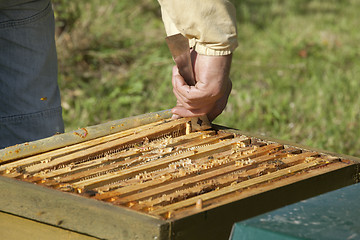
[{"xmin": 0, "ymin": 112, "xmax": 359, "ymax": 240}]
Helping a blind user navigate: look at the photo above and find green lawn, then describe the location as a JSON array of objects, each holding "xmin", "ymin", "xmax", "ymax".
[{"xmin": 54, "ymin": 0, "xmax": 360, "ymax": 157}]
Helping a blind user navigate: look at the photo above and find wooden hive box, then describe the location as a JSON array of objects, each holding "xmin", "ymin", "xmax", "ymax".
[{"xmin": 0, "ymin": 111, "xmax": 359, "ymax": 240}]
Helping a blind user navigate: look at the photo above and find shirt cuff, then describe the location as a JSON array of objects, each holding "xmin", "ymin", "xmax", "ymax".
[{"xmin": 191, "ymin": 40, "xmax": 237, "ymax": 56}]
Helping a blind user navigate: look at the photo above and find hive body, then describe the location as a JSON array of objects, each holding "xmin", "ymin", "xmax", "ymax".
[{"xmin": 0, "ymin": 114, "xmax": 359, "ymax": 240}]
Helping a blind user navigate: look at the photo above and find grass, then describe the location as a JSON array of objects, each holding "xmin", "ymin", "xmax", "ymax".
[{"xmin": 54, "ymin": 0, "xmax": 360, "ymax": 157}]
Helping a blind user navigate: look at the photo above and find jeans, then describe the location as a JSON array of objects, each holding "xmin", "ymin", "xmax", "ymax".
[{"xmin": 0, "ymin": 0, "xmax": 64, "ymax": 149}]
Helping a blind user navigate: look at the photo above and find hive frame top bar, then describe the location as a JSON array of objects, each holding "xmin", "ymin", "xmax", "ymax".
[
  {"xmin": 212, "ymin": 124, "xmax": 360, "ymax": 164},
  {"xmin": 0, "ymin": 110, "xmax": 172, "ymax": 163}
]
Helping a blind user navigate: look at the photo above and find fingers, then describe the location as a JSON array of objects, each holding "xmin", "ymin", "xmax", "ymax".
[
  {"xmin": 171, "ymin": 113, "xmax": 181, "ymax": 120},
  {"xmin": 172, "ymin": 66, "xmax": 211, "ymax": 101},
  {"xmin": 173, "ymin": 79, "xmax": 232, "ymax": 122},
  {"xmin": 171, "ymin": 106, "xmax": 209, "ymax": 118},
  {"xmin": 170, "ymin": 53, "xmax": 233, "ymax": 122},
  {"xmin": 207, "ymin": 80, "xmax": 232, "ymax": 121},
  {"xmin": 172, "ymin": 66, "xmax": 214, "ymax": 110},
  {"xmin": 171, "ymin": 99, "xmax": 210, "ymax": 118}
]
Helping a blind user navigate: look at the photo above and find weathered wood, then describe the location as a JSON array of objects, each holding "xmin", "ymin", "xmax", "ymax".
[
  {"xmin": 94, "ymin": 148, "xmax": 241, "ymax": 201},
  {"xmin": 93, "ymin": 149, "xmax": 236, "ymax": 200},
  {"xmin": 0, "ymin": 211, "xmax": 100, "ymax": 240},
  {"xmin": 0, "ymin": 176, "xmax": 168, "ymax": 240},
  {"xmin": 0, "ymin": 110, "xmax": 173, "ymax": 163},
  {"xmin": 51, "ymin": 132, "xmax": 234, "ymax": 185},
  {"xmin": 0, "ymin": 118, "xmax": 171, "ymax": 174},
  {"xmin": 1, "ymin": 116, "xmax": 359, "ymax": 240},
  {"xmin": 150, "ymin": 160, "xmax": 323, "ymax": 215},
  {"xmin": 114, "ymin": 146, "xmax": 292, "ymax": 205},
  {"xmin": 168, "ymin": 161, "xmax": 358, "ymax": 240},
  {"xmin": 213, "ymin": 124, "xmax": 360, "ymax": 164},
  {"xmin": 33, "ymin": 131, "xmax": 214, "ymax": 181},
  {"xmin": 24, "ymin": 118, "xmax": 189, "ymax": 174},
  {"xmin": 200, "ymin": 161, "xmax": 355, "ymax": 214},
  {"xmin": 71, "ymin": 136, "xmax": 250, "ymax": 190}
]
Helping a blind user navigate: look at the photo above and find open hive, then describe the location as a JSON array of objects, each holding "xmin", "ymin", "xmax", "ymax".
[{"xmin": 0, "ymin": 113, "xmax": 359, "ymax": 240}]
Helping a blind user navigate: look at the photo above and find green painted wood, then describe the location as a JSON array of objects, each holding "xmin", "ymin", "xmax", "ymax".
[
  {"xmin": 230, "ymin": 183, "xmax": 360, "ymax": 240},
  {"xmin": 230, "ymin": 225, "xmax": 303, "ymax": 240}
]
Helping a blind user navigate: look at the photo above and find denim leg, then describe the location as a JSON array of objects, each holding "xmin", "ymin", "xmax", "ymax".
[{"xmin": 0, "ymin": 0, "xmax": 64, "ymax": 149}]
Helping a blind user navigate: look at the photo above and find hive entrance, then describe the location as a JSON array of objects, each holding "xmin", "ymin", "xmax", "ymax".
[{"xmin": 0, "ymin": 117, "xmax": 350, "ymax": 220}]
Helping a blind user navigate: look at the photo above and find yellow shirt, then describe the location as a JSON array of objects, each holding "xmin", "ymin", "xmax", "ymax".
[{"xmin": 158, "ymin": 0, "xmax": 238, "ymax": 56}]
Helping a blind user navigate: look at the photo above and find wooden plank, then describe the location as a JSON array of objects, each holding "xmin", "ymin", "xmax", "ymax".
[
  {"xmin": 168, "ymin": 162, "xmax": 358, "ymax": 240},
  {"xmin": 166, "ymin": 131, "xmax": 234, "ymax": 149},
  {"xmin": 51, "ymin": 132, "xmax": 234, "ymax": 185},
  {"xmin": 0, "ymin": 110, "xmax": 172, "ymax": 163},
  {"xmin": 24, "ymin": 118, "xmax": 189, "ymax": 174},
  {"xmin": 93, "ymin": 143, "xmax": 251, "ymax": 199},
  {"xmin": 93, "ymin": 148, "xmax": 240, "ymax": 200},
  {"xmin": 90, "ymin": 143, "xmax": 282, "ymax": 200},
  {"xmin": 200, "ymin": 161, "xmax": 355, "ymax": 213},
  {"xmin": 0, "ymin": 211, "xmax": 100, "ymax": 240},
  {"xmin": 71, "ymin": 136, "xmax": 250, "ymax": 190},
  {"xmin": 113, "ymin": 146, "xmax": 294, "ymax": 205},
  {"xmin": 0, "ymin": 119, "xmax": 166, "ymax": 173},
  {"xmin": 0, "ymin": 176, "xmax": 169, "ymax": 240},
  {"xmin": 214, "ymin": 125, "xmax": 360, "ymax": 164},
  {"xmin": 93, "ymin": 167, "xmax": 178, "ymax": 196},
  {"xmin": 127, "ymin": 151, "xmax": 319, "ymax": 210},
  {"xmin": 34, "ymin": 149, "xmax": 142, "ymax": 181},
  {"xmin": 150, "ymin": 160, "xmax": 322, "ymax": 215},
  {"xmin": 32, "ymin": 131, "xmax": 216, "ymax": 182},
  {"xmin": 35, "ymin": 132, "xmax": 226, "ymax": 189}
]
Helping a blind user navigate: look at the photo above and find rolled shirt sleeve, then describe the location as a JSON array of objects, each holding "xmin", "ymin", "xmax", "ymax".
[{"xmin": 158, "ymin": 0, "xmax": 238, "ymax": 56}]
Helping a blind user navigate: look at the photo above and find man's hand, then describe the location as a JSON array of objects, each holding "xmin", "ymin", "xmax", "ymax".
[{"xmin": 171, "ymin": 52, "xmax": 232, "ymax": 122}]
